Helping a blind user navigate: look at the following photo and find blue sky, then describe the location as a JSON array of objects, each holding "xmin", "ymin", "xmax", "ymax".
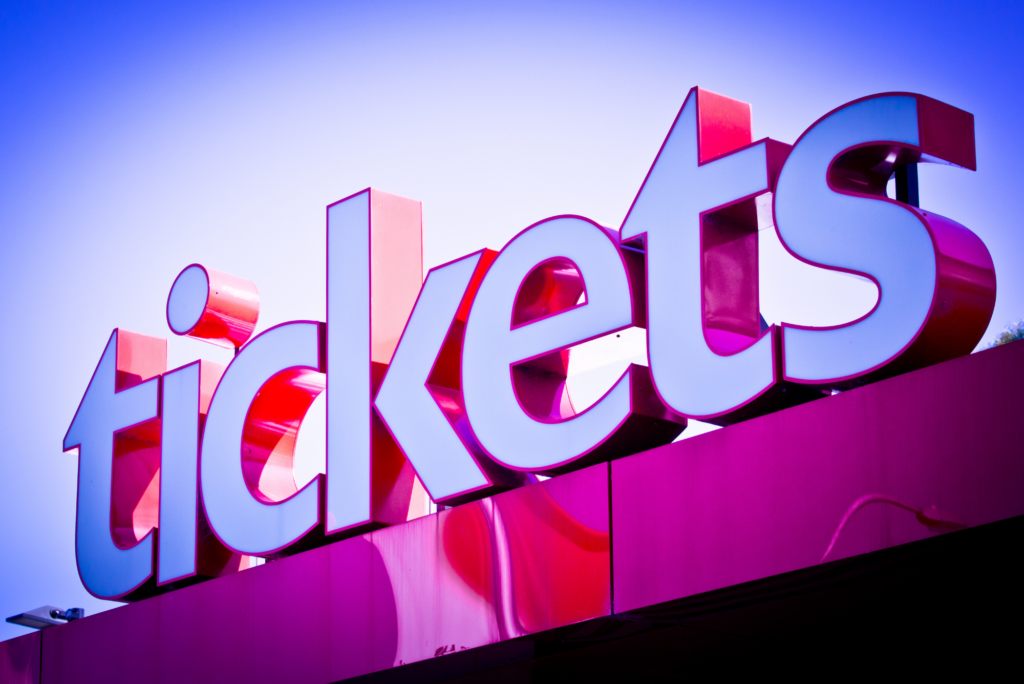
[{"xmin": 2, "ymin": 0, "xmax": 1022, "ymax": 639}]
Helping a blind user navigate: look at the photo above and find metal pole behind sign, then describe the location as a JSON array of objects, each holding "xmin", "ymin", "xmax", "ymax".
[{"xmin": 896, "ymin": 163, "xmax": 920, "ymax": 207}]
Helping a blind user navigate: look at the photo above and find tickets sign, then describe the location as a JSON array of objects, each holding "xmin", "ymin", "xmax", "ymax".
[{"xmin": 64, "ymin": 87, "xmax": 996, "ymax": 600}]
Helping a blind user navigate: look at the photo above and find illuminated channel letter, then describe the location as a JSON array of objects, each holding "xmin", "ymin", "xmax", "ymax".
[
  {"xmin": 462, "ymin": 216, "xmax": 685, "ymax": 474},
  {"xmin": 774, "ymin": 93, "xmax": 996, "ymax": 387},
  {"xmin": 326, "ymin": 189, "xmax": 428, "ymax": 533},
  {"xmin": 64, "ymin": 329, "xmax": 165, "ymax": 600},
  {"xmin": 158, "ymin": 360, "xmax": 230, "ymax": 584},
  {"xmin": 200, "ymin": 322, "xmax": 324, "ymax": 555},
  {"xmin": 376, "ymin": 250, "xmax": 528, "ymax": 504},
  {"xmin": 620, "ymin": 87, "xmax": 820, "ymax": 425}
]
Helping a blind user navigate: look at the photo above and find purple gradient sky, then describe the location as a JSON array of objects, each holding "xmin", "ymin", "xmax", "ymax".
[{"xmin": 2, "ymin": 0, "xmax": 1022, "ymax": 639}]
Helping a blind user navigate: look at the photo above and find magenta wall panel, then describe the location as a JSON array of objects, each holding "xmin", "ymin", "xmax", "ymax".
[
  {"xmin": 37, "ymin": 463, "xmax": 609, "ymax": 684},
  {"xmin": 0, "ymin": 633, "xmax": 38, "ymax": 684},
  {"xmin": 612, "ymin": 342, "xmax": 1024, "ymax": 614}
]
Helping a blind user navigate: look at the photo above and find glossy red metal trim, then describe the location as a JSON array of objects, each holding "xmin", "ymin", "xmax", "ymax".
[
  {"xmin": 241, "ymin": 367, "xmax": 326, "ymax": 505},
  {"xmin": 166, "ymin": 264, "xmax": 260, "ymax": 349},
  {"xmin": 509, "ymin": 257, "xmax": 586, "ymax": 330},
  {"xmin": 695, "ymin": 88, "xmax": 753, "ymax": 164},
  {"xmin": 110, "ymin": 420, "xmax": 161, "ymax": 551}
]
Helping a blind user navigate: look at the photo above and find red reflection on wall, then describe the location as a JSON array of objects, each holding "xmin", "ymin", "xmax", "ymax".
[
  {"xmin": 441, "ymin": 504, "xmax": 495, "ymax": 601},
  {"xmin": 500, "ymin": 484, "xmax": 609, "ymax": 632},
  {"xmin": 441, "ymin": 480, "xmax": 609, "ymax": 636}
]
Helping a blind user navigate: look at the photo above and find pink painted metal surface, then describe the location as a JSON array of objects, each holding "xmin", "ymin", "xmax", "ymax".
[
  {"xmin": 612, "ymin": 341, "xmax": 1024, "ymax": 614},
  {"xmin": 36, "ymin": 463, "xmax": 609, "ymax": 684},
  {"xmin": 0, "ymin": 632, "xmax": 38, "ymax": 684}
]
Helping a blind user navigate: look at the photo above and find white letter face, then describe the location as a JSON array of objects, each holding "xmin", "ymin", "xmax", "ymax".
[
  {"xmin": 201, "ymin": 322, "xmax": 322, "ymax": 555},
  {"xmin": 158, "ymin": 360, "xmax": 225, "ymax": 584},
  {"xmin": 774, "ymin": 96, "xmax": 934, "ymax": 384},
  {"xmin": 620, "ymin": 88, "xmax": 776, "ymax": 420},
  {"xmin": 374, "ymin": 252, "xmax": 491, "ymax": 501},
  {"xmin": 462, "ymin": 216, "xmax": 635, "ymax": 472},
  {"xmin": 64, "ymin": 330, "xmax": 161, "ymax": 599},
  {"xmin": 326, "ymin": 191, "xmax": 371, "ymax": 532},
  {"xmin": 159, "ymin": 362, "xmax": 200, "ymax": 583}
]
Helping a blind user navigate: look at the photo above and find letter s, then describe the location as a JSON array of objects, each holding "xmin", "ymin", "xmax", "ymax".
[{"xmin": 773, "ymin": 93, "xmax": 996, "ymax": 388}]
